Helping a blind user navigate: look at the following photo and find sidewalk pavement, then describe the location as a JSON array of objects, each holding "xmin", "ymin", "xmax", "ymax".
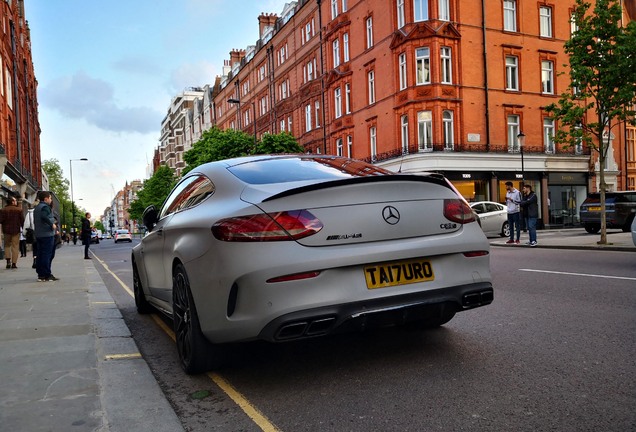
[
  {"xmin": 0, "ymin": 244, "xmax": 184, "ymax": 432},
  {"xmin": 0, "ymin": 230, "xmax": 633, "ymax": 432},
  {"xmin": 489, "ymin": 228, "xmax": 636, "ymax": 252}
]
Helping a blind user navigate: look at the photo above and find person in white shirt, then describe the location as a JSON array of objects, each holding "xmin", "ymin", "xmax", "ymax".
[{"xmin": 504, "ymin": 181, "xmax": 522, "ymax": 244}]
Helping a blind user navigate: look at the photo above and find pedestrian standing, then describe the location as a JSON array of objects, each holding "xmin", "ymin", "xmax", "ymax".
[
  {"xmin": 23, "ymin": 205, "xmax": 37, "ymax": 268},
  {"xmin": 81, "ymin": 212, "xmax": 92, "ymax": 259},
  {"xmin": 504, "ymin": 181, "xmax": 522, "ymax": 244},
  {"xmin": 0, "ymin": 195, "xmax": 25, "ymax": 269},
  {"xmin": 519, "ymin": 184, "xmax": 539, "ymax": 247},
  {"xmin": 33, "ymin": 191, "xmax": 59, "ymax": 282},
  {"xmin": 19, "ymin": 228, "xmax": 27, "ymax": 257}
]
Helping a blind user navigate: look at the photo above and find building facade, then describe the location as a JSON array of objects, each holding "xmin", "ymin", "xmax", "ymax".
[
  {"xmin": 156, "ymin": 0, "xmax": 635, "ymax": 229},
  {"xmin": 0, "ymin": 0, "xmax": 41, "ymax": 205}
]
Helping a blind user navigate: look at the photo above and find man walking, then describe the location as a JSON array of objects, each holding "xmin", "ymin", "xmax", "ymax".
[
  {"xmin": 81, "ymin": 212, "xmax": 92, "ymax": 259},
  {"xmin": 0, "ymin": 195, "xmax": 25, "ymax": 269},
  {"xmin": 34, "ymin": 191, "xmax": 58, "ymax": 281},
  {"xmin": 519, "ymin": 184, "xmax": 539, "ymax": 246},
  {"xmin": 504, "ymin": 181, "xmax": 522, "ymax": 244}
]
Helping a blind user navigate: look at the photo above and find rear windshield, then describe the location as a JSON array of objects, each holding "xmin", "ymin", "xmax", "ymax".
[{"xmin": 227, "ymin": 156, "xmax": 392, "ymax": 185}]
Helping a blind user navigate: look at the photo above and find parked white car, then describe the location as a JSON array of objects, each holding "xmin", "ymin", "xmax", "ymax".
[{"xmin": 470, "ymin": 201, "xmax": 510, "ymax": 238}]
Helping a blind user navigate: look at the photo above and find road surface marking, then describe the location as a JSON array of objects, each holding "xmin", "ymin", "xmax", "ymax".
[
  {"xmin": 94, "ymin": 252, "xmax": 281, "ymax": 432},
  {"xmin": 520, "ymin": 269, "xmax": 636, "ymax": 281}
]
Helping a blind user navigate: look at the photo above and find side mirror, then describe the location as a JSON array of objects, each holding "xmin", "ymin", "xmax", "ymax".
[{"xmin": 142, "ymin": 205, "xmax": 159, "ymax": 231}]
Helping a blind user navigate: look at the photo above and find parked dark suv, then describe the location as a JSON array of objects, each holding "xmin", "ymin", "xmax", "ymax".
[{"xmin": 579, "ymin": 191, "xmax": 636, "ymax": 233}]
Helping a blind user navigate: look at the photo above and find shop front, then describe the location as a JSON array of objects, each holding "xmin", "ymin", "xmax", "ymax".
[{"xmin": 546, "ymin": 172, "xmax": 588, "ymax": 228}]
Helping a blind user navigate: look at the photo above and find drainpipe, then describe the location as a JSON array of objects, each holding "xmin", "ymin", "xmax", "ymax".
[
  {"xmin": 10, "ymin": 20, "xmax": 21, "ymax": 162},
  {"xmin": 481, "ymin": 0, "xmax": 491, "ymax": 151},
  {"xmin": 317, "ymin": 0, "xmax": 328, "ymax": 154}
]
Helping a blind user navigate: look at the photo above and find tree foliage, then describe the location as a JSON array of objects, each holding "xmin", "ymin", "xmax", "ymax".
[
  {"xmin": 128, "ymin": 165, "xmax": 176, "ymax": 222},
  {"xmin": 42, "ymin": 159, "xmax": 74, "ymax": 230},
  {"xmin": 183, "ymin": 127, "xmax": 303, "ymax": 174},
  {"xmin": 545, "ymin": 0, "xmax": 636, "ymax": 243}
]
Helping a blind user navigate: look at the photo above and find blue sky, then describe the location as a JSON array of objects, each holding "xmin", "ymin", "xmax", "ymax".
[{"xmin": 25, "ymin": 0, "xmax": 289, "ymax": 217}]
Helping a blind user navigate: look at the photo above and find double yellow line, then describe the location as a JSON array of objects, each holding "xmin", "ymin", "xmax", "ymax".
[{"xmin": 92, "ymin": 254, "xmax": 281, "ymax": 432}]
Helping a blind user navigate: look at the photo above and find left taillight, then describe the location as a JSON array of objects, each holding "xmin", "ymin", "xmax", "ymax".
[
  {"xmin": 212, "ymin": 209, "xmax": 323, "ymax": 242},
  {"xmin": 443, "ymin": 199, "xmax": 476, "ymax": 224}
]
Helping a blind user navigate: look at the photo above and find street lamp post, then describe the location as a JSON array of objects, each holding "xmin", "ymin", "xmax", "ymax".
[
  {"xmin": 228, "ymin": 98, "xmax": 258, "ymax": 149},
  {"xmin": 227, "ymin": 98, "xmax": 241, "ymax": 130},
  {"xmin": 69, "ymin": 158, "xmax": 88, "ymax": 234},
  {"xmin": 516, "ymin": 132, "xmax": 526, "ymax": 185}
]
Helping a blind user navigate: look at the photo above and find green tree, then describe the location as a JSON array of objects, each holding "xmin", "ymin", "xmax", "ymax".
[
  {"xmin": 546, "ymin": 0, "xmax": 636, "ymax": 244},
  {"xmin": 256, "ymin": 132, "xmax": 303, "ymax": 154},
  {"xmin": 128, "ymin": 165, "xmax": 176, "ymax": 222},
  {"xmin": 94, "ymin": 221, "xmax": 105, "ymax": 232},
  {"xmin": 183, "ymin": 128, "xmax": 303, "ymax": 174},
  {"xmin": 42, "ymin": 159, "xmax": 73, "ymax": 230}
]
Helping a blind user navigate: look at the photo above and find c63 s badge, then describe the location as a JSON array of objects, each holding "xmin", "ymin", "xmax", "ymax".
[{"xmin": 326, "ymin": 233, "xmax": 362, "ymax": 241}]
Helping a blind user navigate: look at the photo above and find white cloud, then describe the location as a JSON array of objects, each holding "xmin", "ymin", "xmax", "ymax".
[
  {"xmin": 39, "ymin": 71, "xmax": 163, "ymax": 134},
  {"xmin": 168, "ymin": 61, "xmax": 217, "ymax": 92}
]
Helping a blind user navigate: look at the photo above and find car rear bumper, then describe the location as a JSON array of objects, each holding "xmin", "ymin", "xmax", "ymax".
[{"xmin": 257, "ymin": 282, "xmax": 493, "ymax": 342}]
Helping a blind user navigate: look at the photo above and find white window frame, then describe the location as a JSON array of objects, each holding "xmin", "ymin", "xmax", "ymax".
[
  {"xmin": 347, "ymin": 135, "xmax": 353, "ymax": 157},
  {"xmin": 366, "ymin": 17, "xmax": 374, "ymax": 49},
  {"xmin": 399, "ymin": 52, "xmax": 407, "ymax": 90},
  {"xmin": 414, "ymin": 0, "xmax": 428, "ymax": 22},
  {"xmin": 503, "ymin": 0, "xmax": 517, "ymax": 32},
  {"xmin": 342, "ymin": 0, "xmax": 348, "ymax": 12},
  {"xmin": 343, "ymin": 33, "xmax": 350, "ymax": 62},
  {"xmin": 441, "ymin": 47, "xmax": 452, "ymax": 84},
  {"xmin": 542, "ymin": 60, "xmax": 554, "ymax": 94},
  {"xmin": 345, "ymin": 83, "xmax": 351, "ymax": 114},
  {"xmin": 540, "ymin": 6, "xmax": 553, "ymax": 38},
  {"xmin": 544, "ymin": 118, "xmax": 555, "ymax": 153},
  {"xmin": 401, "ymin": 114, "xmax": 409, "ymax": 153},
  {"xmin": 305, "ymin": 104, "xmax": 312, "ymax": 131},
  {"xmin": 280, "ymin": 119, "xmax": 286, "ymax": 132},
  {"xmin": 507, "ymin": 114, "xmax": 520, "ymax": 152},
  {"xmin": 443, "ymin": 110, "xmax": 454, "ymax": 150},
  {"xmin": 336, "ymin": 138, "xmax": 343, "ymax": 156},
  {"xmin": 331, "ymin": 0, "xmax": 338, "ymax": 20},
  {"xmin": 417, "ymin": 111, "xmax": 433, "ymax": 151},
  {"xmin": 439, "ymin": 0, "xmax": 450, "ymax": 21},
  {"xmin": 397, "ymin": 0, "xmax": 405, "ymax": 28},
  {"xmin": 370, "ymin": 126, "xmax": 377, "ymax": 160},
  {"xmin": 315, "ymin": 101, "xmax": 321, "ymax": 127},
  {"xmin": 415, "ymin": 47, "xmax": 430, "ymax": 85},
  {"xmin": 505, "ymin": 56, "xmax": 519, "ymax": 91},
  {"xmin": 333, "ymin": 39, "xmax": 340, "ymax": 68},
  {"xmin": 368, "ymin": 70, "xmax": 376, "ymax": 104},
  {"xmin": 334, "ymin": 87, "xmax": 342, "ymax": 118}
]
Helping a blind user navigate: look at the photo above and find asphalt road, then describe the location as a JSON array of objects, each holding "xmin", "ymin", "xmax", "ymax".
[{"xmin": 90, "ymin": 236, "xmax": 636, "ymax": 432}]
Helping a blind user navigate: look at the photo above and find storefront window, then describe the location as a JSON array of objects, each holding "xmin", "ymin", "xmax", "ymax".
[
  {"xmin": 548, "ymin": 185, "xmax": 586, "ymax": 227},
  {"xmin": 452, "ymin": 180, "xmax": 489, "ymax": 202}
]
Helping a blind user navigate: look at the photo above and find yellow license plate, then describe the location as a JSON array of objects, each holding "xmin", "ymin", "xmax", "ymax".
[
  {"xmin": 588, "ymin": 206, "xmax": 601, "ymax": 211},
  {"xmin": 364, "ymin": 258, "xmax": 435, "ymax": 289}
]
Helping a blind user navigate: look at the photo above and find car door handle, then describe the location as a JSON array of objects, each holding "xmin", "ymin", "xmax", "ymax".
[{"xmin": 156, "ymin": 229, "xmax": 163, "ymax": 236}]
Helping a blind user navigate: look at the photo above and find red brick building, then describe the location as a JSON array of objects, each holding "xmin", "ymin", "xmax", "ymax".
[
  {"xmin": 0, "ymin": 0, "xmax": 41, "ymax": 204},
  {"xmin": 207, "ymin": 0, "xmax": 635, "ymax": 227}
]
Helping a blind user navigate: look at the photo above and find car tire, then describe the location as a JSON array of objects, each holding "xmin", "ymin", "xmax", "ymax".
[
  {"xmin": 501, "ymin": 221, "xmax": 510, "ymax": 238},
  {"xmin": 584, "ymin": 223, "xmax": 600, "ymax": 234},
  {"xmin": 173, "ymin": 263, "xmax": 225, "ymax": 374},
  {"xmin": 133, "ymin": 262, "xmax": 153, "ymax": 314}
]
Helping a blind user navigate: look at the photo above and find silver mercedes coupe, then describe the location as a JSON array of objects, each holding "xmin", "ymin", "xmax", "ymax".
[{"xmin": 132, "ymin": 155, "xmax": 493, "ymax": 374}]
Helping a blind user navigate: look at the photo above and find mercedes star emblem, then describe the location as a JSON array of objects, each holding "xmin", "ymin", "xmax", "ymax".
[{"xmin": 382, "ymin": 206, "xmax": 400, "ymax": 225}]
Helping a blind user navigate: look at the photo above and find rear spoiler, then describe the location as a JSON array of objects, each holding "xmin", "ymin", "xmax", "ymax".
[{"xmin": 262, "ymin": 173, "xmax": 452, "ymax": 203}]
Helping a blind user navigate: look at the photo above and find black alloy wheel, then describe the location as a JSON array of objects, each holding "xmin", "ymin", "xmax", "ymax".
[
  {"xmin": 172, "ymin": 263, "xmax": 224, "ymax": 374},
  {"xmin": 132, "ymin": 262, "xmax": 152, "ymax": 314}
]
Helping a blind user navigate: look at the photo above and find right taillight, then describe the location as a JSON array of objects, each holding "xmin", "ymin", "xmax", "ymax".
[
  {"xmin": 443, "ymin": 199, "xmax": 476, "ymax": 224},
  {"xmin": 212, "ymin": 209, "xmax": 323, "ymax": 242}
]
